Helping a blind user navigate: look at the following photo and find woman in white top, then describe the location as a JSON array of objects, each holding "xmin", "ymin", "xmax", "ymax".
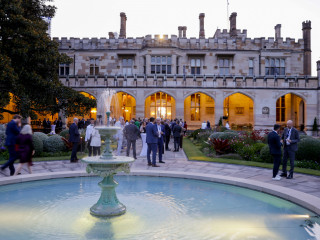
[
  {"xmin": 90, "ymin": 125, "xmax": 101, "ymax": 156},
  {"xmin": 139, "ymin": 121, "xmax": 148, "ymax": 157}
]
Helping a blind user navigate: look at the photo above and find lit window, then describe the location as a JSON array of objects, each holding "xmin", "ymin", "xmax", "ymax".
[
  {"xmin": 190, "ymin": 94, "xmax": 200, "ymax": 121},
  {"xmin": 89, "ymin": 58, "xmax": 99, "ymax": 75},
  {"xmin": 148, "ymin": 92, "xmax": 172, "ymax": 119},
  {"xmin": 151, "ymin": 56, "xmax": 172, "ymax": 74},
  {"xmin": 276, "ymin": 96, "xmax": 286, "ymax": 122}
]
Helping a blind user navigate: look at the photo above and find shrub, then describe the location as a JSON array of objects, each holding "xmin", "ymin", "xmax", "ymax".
[
  {"xmin": 32, "ymin": 134, "xmax": 43, "ymax": 156},
  {"xmin": 260, "ymin": 145, "xmax": 274, "ymax": 163},
  {"xmin": 296, "ymin": 138, "xmax": 320, "ymax": 163},
  {"xmin": 44, "ymin": 135, "xmax": 66, "ymax": 152},
  {"xmin": 299, "ymin": 135, "xmax": 313, "ymax": 140},
  {"xmin": 33, "ymin": 132, "xmax": 48, "ymax": 143},
  {"xmin": 296, "ymin": 160, "xmax": 320, "ymax": 170},
  {"xmin": 207, "ymin": 138, "xmax": 230, "ymax": 155},
  {"xmin": 209, "ymin": 132, "xmax": 238, "ymax": 141},
  {"xmin": 0, "ymin": 124, "xmax": 6, "ymax": 148},
  {"xmin": 236, "ymin": 143, "xmax": 265, "ymax": 161},
  {"xmin": 59, "ymin": 129, "xmax": 69, "ymax": 139}
]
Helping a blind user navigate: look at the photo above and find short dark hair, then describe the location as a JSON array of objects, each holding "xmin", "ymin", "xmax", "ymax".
[
  {"xmin": 274, "ymin": 124, "xmax": 281, "ymax": 131},
  {"xmin": 149, "ymin": 117, "xmax": 155, "ymax": 123},
  {"xmin": 13, "ymin": 114, "xmax": 22, "ymax": 119}
]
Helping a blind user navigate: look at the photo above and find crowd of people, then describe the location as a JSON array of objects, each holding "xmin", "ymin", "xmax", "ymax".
[
  {"xmin": 1, "ymin": 115, "xmax": 34, "ymax": 176},
  {"xmin": 1, "ymin": 114, "xmax": 300, "ymax": 180},
  {"xmin": 68, "ymin": 116, "xmax": 187, "ymax": 167}
]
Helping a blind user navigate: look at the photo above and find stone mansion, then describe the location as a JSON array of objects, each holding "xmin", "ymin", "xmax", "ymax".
[{"xmin": 52, "ymin": 12, "xmax": 319, "ymax": 132}]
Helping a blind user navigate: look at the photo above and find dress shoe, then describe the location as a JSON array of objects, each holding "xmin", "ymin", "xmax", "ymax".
[
  {"xmin": 280, "ymin": 172, "xmax": 287, "ymax": 177},
  {"xmin": 166, "ymin": 148, "xmax": 171, "ymax": 151},
  {"xmin": 286, "ymin": 173, "xmax": 293, "ymax": 179},
  {"xmin": 148, "ymin": 163, "xmax": 152, "ymax": 166},
  {"xmin": 159, "ymin": 161, "xmax": 165, "ymax": 163},
  {"xmin": 152, "ymin": 164, "xmax": 160, "ymax": 167}
]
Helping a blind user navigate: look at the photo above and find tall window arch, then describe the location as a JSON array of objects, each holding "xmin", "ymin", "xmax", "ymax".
[{"xmin": 145, "ymin": 92, "xmax": 175, "ymax": 119}]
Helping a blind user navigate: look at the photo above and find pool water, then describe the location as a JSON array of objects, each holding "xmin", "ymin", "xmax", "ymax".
[{"xmin": 0, "ymin": 176, "xmax": 319, "ymax": 240}]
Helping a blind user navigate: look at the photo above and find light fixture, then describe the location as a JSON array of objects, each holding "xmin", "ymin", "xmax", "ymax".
[{"xmin": 91, "ymin": 108, "xmax": 97, "ymax": 113}]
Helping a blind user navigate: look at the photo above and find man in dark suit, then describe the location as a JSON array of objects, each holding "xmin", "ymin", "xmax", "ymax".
[
  {"xmin": 173, "ymin": 120, "xmax": 182, "ymax": 152},
  {"xmin": 280, "ymin": 120, "xmax": 300, "ymax": 179},
  {"xmin": 164, "ymin": 120, "xmax": 171, "ymax": 151},
  {"xmin": 156, "ymin": 118, "xmax": 165, "ymax": 163},
  {"xmin": 1, "ymin": 115, "xmax": 21, "ymax": 176},
  {"xmin": 146, "ymin": 117, "xmax": 160, "ymax": 167},
  {"xmin": 69, "ymin": 118, "xmax": 80, "ymax": 163},
  {"xmin": 268, "ymin": 124, "xmax": 282, "ymax": 180},
  {"xmin": 123, "ymin": 120, "xmax": 140, "ymax": 159}
]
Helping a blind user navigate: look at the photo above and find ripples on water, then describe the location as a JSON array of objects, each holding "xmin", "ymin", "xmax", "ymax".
[{"xmin": 0, "ymin": 176, "xmax": 319, "ymax": 240}]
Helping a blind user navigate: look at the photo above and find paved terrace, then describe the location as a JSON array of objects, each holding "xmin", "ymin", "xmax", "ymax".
[{"xmin": 1, "ymin": 139, "xmax": 319, "ymax": 199}]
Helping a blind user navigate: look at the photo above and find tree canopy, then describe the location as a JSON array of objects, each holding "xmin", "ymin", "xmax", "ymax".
[{"xmin": 0, "ymin": 0, "xmax": 96, "ymax": 120}]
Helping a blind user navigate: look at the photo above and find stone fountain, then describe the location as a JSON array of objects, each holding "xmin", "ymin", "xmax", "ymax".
[{"xmin": 81, "ymin": 90, "xmax": 135, "ymax": 217}]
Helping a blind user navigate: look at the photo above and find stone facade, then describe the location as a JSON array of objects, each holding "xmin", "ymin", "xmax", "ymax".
[{"xmin": 55, "ymin": 12, "xmax": 319, "ymax": 133}]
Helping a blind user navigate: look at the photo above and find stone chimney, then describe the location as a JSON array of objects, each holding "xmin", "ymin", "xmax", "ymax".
[
  {"xmin": 108, "ymin": 32, "xmax": 115, "ymax": 39},
  {"xmin": 199, "ymin": 13, "xmax": 205, "ymax": 38},
  {"xmin": 229, "ymin": 12, "xmax": 237, "ymax": 37},
  {"xmin": 119, "ymin": 12, "xmax": 127, "ymax": 38},
  {"xmin": 182, "ymin": 26, "xmax": 187, "ymax": 38},
  {"xmin": 274, "ymin": 24, "xmax": 281, "ymax": 40},
  {"xmin": 302, "ymin": 20, "xmax": 312, "ymax": 75},
  {"xmin": 178, "ymin": 26, "xmax": 183, "ymax": 38}
]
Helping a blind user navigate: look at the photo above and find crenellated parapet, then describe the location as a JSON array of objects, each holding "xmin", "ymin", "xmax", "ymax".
[{"xmin": 54, "ymin": 35, "xmax": 304, "ymax": 52}]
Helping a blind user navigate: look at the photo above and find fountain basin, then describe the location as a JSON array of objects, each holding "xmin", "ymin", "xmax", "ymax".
[{"xmin": 0, "ymin": 176, "xmax": 318, "ymax": 240}]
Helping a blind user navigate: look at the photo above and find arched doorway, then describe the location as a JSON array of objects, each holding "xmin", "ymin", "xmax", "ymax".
[
  {"xmin": 67, "ymin": 92, "xmax": 96, "ymax": 124},
  {"xmin": 110, "ymin": 92, "xmax": 136, "ymax": 122},
  {"xmin": 223, "ymin": 93, "xmax": 254, "ymax": 130},
  {"xmin": 145, "ymin": 92, "xmax": 176, "ymax": 119},
  {"xmin": 184, "ymin": 93, "xmax": 215, "ymax": 130},
  {"xmin": 276, "ymin": 93, "xmax": 305, "ymax": 129}
]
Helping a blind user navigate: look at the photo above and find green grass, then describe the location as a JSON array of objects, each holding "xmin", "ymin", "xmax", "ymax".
[{"xmin": 183, "ymin": 138, "xmax": 320, "ymax": 177}]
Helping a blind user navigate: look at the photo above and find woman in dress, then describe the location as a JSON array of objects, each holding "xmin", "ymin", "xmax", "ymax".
[
  {"xmin": 14, "ymin": 125, "xmax": 34, "ymax": 175},
  {"xmin": 139, "ymin": 121, "xmax": 148, "ymax": 157},
  {"xmin": 90, "ymin": 123, "xmax": 101, "ymax": 156}
]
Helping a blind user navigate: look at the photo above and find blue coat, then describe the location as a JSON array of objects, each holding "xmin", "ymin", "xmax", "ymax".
[
  {"xmin": 5, "ymin": 120, "xmax": 20, "ymax": 146},
  {"xmin": 268, "ymin": 131, "xmax": 282, "ymax": 155},
  {"xmin": 69, "ymin": 123, "xmax": 80, "ymax": 143},
  {"xmin": 146, "ymin": 123, "xmax": 158, "ymax": 144}
]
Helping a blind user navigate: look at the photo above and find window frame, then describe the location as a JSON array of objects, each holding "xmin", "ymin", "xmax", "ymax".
[
  {"xmin": 59, "ymin": 63, "xmax": 70, "ymax": 76},
  {"xmin": 218, "ymin": 58, "xmax": 231, "ymax": 75},
  {"xmin": 89, "ymin": 57, "xmax": 99, "ymax": 76},
  {"xmin": 190, "ymin": 94, "xmax": 201, "ymax": 121},
  {"xmin": 265, "ymin": 58, "xmax": 285, "ymax": 76},
  {"xmin": 190, "ymin": 58, "xmax": 201, "ymax": 75},
  {"xmin": 150, "ymin": 56, "xmax": 172, "ymax": 74}
]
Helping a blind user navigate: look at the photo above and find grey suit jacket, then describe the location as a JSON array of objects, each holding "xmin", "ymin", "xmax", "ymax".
[
  {"xmin": 281, "ymin": 127, "xmax": 300, "ymax": 152},
  {"xmin": 123, "ymin": 124, "xmax": 140, "ymax": 141}
]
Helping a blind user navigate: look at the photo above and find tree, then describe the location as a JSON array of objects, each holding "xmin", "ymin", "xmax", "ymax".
[{"xmin": 0, "ymin": 0, "xmax": 96, "ymax": 120}]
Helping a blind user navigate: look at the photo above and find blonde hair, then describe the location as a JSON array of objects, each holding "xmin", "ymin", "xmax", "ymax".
[{"xmin": 20, "ymin": 124, "xmax": 33, "ymax": 135}]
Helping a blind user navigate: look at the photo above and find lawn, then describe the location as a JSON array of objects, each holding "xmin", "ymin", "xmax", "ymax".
[{"xmin": 183, "ymin": 137, "xmax": 320, "ymax": 176}]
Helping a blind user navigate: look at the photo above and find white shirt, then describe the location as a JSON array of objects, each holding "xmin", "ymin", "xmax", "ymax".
[
  {"xmin": 286, "ymin": 128, "xmax": 292, "ymax": 145},
  {"xmin": 157, "ymin": 124, "xmax": 161, "ymax": 138},
  {"xmin": 85, "ymin": 124, "xmax": 94, "ymax": 141}
]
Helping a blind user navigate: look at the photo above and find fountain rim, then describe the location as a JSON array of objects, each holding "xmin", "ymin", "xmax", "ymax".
[{"xmin": 0, "ymin": 170, "xmax": 320, "ymax": 215}]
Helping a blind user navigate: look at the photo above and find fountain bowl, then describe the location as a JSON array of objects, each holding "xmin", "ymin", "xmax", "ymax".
[{"xmin": 81, "ymin": 124, "xmax": 135, "ymax": 217}]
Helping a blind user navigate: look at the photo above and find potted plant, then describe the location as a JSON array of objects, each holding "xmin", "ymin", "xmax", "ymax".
[{"xmin": 312, "ymin": 117, "xmax": 318, "ymax": 136}]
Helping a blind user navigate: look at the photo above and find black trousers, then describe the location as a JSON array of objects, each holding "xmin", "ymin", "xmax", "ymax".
[
  {"xmin": 1, "ymin": 145, "xmax": 17, "ymax": 175},
  {"xmin": 126, "ymin": 139, "xmax": 136, "ymax": 158},
  {"xmin": 93, "ymin": 147, "xmax": 101, "ymax": 156},
  {"xmin": 87, "ymin": 140, "xmax": 93, "ymax": 157},
  {"xmin": 165, "ymin": 135, "xmax": 170, "ymax": 150},
  {"xmin": 174, "ymin": 137, "xmax": 180, "ymax": 151},
  {"xmin": 282, "ymin": 147, "xmax": 295, "ymax": 175},
  {"xmin": 272, "ymin": 154, "xmax": 281, "ymax": 178},
  {"xmin": 71, "ymin": 142, "xmax": 79, "ymax": 162}
]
